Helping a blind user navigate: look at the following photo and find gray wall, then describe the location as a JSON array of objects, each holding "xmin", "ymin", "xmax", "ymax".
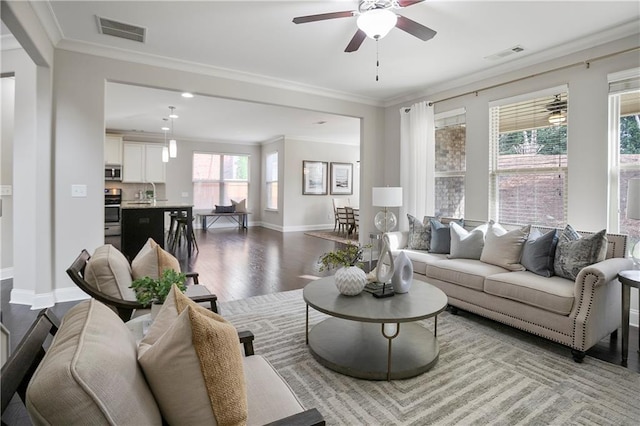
[{"xmin": 1, "ymin": 77, "xmax": 15, "ymax": 276}]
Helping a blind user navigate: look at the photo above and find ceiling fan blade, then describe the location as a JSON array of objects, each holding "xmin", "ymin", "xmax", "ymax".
[
  {"xmin": 345, "ymin": 29, "xmax": 366, "ymax": 53},
  {"xmin": 293, "ymin": 11, "xmax": 355, "ymax": 24},
  {"xmin": 398, "ymin": 0, "xmax": 426, "ymax": 7},
  {"xmin": 395, "ymin": 15, "xmax": 437, "ymax": 41}
]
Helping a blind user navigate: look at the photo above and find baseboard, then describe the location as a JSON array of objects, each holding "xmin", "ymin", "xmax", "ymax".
[
  {"xmin": 9, "ymin": 286, "xmax": 89, "ymax": 309},
  {"xmin": 0, "ymin": 267, "xmax": 13, "ymax": 280},
  {"xmin": 282, "ymin": 224, "xmax": 335, "ymax": 232}
]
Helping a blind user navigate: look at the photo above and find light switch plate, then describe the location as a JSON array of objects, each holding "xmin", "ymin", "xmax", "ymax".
[
  {"xmin": 71, "ymin": 184, "xmax": 87, "ymax": 198},
  {"xmin": 181, "ymin": 192, "xmax": 189, "ymax": 198},
  {"xmin": 0, "ymin": 185, "xmax": 12, "ymax": 196}
]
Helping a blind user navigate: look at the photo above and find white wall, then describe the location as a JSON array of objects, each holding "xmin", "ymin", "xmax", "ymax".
[
  {"xmin": 282, "ymin": 138, "xmax": 360, "ymax": 231},
  {"xmin": 1, "ymin": 77, "xmax": 15, "ymax": 277}
]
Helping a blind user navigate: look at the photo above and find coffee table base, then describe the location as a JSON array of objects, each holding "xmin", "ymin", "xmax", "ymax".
[{"xmin": 308, "ymin": 317, "xmax": 439, "ymax": 380}]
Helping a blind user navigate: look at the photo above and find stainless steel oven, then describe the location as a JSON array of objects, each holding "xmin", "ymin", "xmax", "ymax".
[{"xmin": 105, "ymin": 188, "xmax": 122, "ymax": 236}]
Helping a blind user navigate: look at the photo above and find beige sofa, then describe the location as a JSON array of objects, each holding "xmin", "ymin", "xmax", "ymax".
[
  {"xmin": 9, "ymin": 299, "xmax": 323, "ymax": 425},
  {"xmin": 385, "ymin": 220, "xmax": 633, "ymax": 362}
]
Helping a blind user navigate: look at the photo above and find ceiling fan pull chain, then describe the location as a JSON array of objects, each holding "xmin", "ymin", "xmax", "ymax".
[{"xmin": 376, "ymin": 37, "xmax": 380, "ymax": 81}]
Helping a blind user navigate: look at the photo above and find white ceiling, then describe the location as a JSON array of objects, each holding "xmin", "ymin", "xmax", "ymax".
[{"xmin": 4, "ymin": 1, "xmax": 639, "ymax": 144}]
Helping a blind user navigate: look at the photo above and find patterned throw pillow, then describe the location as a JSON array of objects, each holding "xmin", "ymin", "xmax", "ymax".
[
  {"xmin": 407, "ymin": 214, "xmax": 430, "ymax": 250},
  {"xmin": 553, "ymin": 225, "xmax": 607, "ymax": 280}
]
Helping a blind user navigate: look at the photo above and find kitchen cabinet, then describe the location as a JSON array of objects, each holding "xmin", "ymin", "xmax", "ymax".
[
  {"xmin": 122, "ymin": 142, "xmax": 166, "ymax": 183},
  {"xmin": 104, "ymin": 134, "xmax": 123, "ymax": 165}
]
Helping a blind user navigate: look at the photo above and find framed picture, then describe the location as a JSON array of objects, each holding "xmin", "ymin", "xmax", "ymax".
[
  {"xmin": 302, "ymin": 161, "xmax": 328, "ymax": 195},
  {"xmin": 330, "ymin": 162, "xmax": 353, "ymax": 195}
]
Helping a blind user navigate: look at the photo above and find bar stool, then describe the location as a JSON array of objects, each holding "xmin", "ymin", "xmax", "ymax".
[
  {"xmin": 171, "ymin": 214, "xmax": 199, "ymax": 253},
  {"xmin": 167, "ymin": 211, "xmax": 180, "ymax": 247}
]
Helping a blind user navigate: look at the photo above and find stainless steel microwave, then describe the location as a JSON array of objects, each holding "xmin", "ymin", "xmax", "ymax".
[{"xmin": 105, "ymin": 165, "xmax": 122, "ymax": 181}]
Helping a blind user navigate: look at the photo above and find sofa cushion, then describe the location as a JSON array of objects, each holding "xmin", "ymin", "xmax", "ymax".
[
  {"xmin": 84, "ymin": 244, "xmax": 136, "ymax": 301},
  {"xmin": 521, "ymin": 228, "xmax": 558, "ymax": 277},
  {"xmin": 554, "ymin": 225, "xmax": 607, "ymax": 280},
  {"xmin": 429, "ymin": 218, "xmax": 463, "ymax": 254},
  {"xmin": 484, "ymin": 271, "xmax": 575, "ymax": 315},
  {"xmin": 407, "ymin": 214, "xmax": 431, "ymax": 250},
  {"xmin": 26, "ymin": 299, "xmax": 162, "ymax": 425},
  {"xmin": 244, "ymin": 355, "xmax": 305, "ymax": 425},
  {"xmin": 392, "ymin": 249, "xmax": 446, "ymax": 275},
  {"xmin": 448, "ymin": 222, "xmax": 486, "ymax": 260},
  {"xmin": 427, "ymin": 258, "xmax": 507, "ymax": 291},
  {"xmin": 480, "ymin": 223, "xmax": 530, "ymax": 271},
  {"xmin": 132, "ymin": 238, "xmax": 181, "ymax": 280},
  {"xmin": 138, "ymin": 306, "xmax": 248, "ymax": 426}
]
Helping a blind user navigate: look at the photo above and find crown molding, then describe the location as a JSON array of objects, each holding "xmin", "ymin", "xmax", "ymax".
[
  {"xmin": 29, "ymin": 0, "xmax": 62, "ymax": 45},
  {"xmin": 384, "ymin": 20, "xmax": 640, "ymax": 107}
]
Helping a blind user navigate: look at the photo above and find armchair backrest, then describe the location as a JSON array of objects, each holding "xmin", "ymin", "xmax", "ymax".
[{"xmin": 66, "ymin": 249, "xmax": 143, "ymax": 321}]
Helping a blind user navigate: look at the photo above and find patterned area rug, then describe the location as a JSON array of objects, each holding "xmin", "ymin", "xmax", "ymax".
[
  {"xmin": 305, "ymin": 230, "xmax": 359, "ymax": 245},
  {"xmin": 220, "ymin": 290, "xmax": 640, "ymax": 426}
]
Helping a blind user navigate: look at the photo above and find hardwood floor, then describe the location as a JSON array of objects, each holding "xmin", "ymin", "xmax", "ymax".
[{"xmin": 1, "ymin": 226, "xmax": 639, "ymax": 423}]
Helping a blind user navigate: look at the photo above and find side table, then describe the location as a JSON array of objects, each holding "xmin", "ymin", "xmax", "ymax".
[{"xmin": 618, "ymin": 270, "xmax": 640, "ymax": 366}]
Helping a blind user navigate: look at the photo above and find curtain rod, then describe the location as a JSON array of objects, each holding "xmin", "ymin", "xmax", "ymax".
[{"xmin": 425, "ymin": 46, "xmax": 639, "ymax": 107}]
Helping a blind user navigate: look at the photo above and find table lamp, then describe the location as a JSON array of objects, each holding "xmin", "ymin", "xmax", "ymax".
[
  {"xmin": 372, "ymin": 187, "xmax": 403, "ymax": 233},
  {"xmin": 627, "ymin": 178, "xmax": 640, "ymax": 266}
]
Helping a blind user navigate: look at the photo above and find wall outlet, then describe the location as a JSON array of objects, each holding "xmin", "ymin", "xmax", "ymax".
[{"xmin": 71, "ymin": 184, "xmax": 87, "ymax": 198}]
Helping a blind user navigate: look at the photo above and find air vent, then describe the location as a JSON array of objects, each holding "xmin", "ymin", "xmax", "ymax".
[
  {"xmin": 96, "ymin": 16, "xmax": 146, "ymax": 43},
  {"xmin": 484, "ymin": 45, "xmax": 525, "ymax": 61}
]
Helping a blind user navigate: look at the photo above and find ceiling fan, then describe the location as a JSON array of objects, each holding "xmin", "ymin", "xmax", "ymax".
[{"xmin": 293, "ymin": 0, "xmax": 436, "ymax": 53}]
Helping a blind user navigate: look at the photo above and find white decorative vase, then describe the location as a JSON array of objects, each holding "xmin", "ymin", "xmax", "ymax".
[
  {"xmin": 376, "ymin": 234, "xmax": 395, "ymax": 284},
  {"xmin": 334, "ymin": 266, "xmax": 367, "ymax": 296},
  {"xmin": 392, "ymin": 251, "xmax": 413, "ymax": 293}
]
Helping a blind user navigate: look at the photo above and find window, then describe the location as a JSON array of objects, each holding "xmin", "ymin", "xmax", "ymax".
[
  {"xmin": 434, "ymin": 110, "xmax": 466, "ymax": 217},
  {"xmin": 192, "ymin": 152, "xmax": 249, "ymax": 210},
  {"xmin": 608, "ymin": 70, "xmax": 640, "ymax": 253},
  {"xmin": 266, "ymin": 151, "xmax": 278, "ymax": 210},
  {"xmin": 489, "ymin": 87, "xmax": 568, "ymax": 227}
]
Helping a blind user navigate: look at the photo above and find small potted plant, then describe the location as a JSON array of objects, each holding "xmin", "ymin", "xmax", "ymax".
[
  {"xmin": 130, "ymin": 269, "xmax": 187, "ymax": 317},
  {"xmin": 318, "ymin": 244, "xmax": 369, "ymax": 296}
]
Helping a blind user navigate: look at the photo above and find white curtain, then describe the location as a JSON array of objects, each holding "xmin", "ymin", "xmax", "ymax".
[{"xmin": 399, "ymin": 101, "xmax": 435, "ymax": 230}]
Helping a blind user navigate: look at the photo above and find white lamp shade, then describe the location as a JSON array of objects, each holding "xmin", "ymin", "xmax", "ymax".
[
  {"xmin": 372, "ymin": 187, "xmax": 403, "ymax": 207},
  {"xmin": 627, "ymin": 178, "xmax": 640, "ymax": 220},
  {"xmin": 169, "ymin": 139, "xmax": 177, "ymax": 158},
  {"xmin": 357, "ymin": 9, "xmax": 397, "ymax": 39},
  {"xmin": 162, "ymin": 146, "xmax": 169, "ymax": 163}
]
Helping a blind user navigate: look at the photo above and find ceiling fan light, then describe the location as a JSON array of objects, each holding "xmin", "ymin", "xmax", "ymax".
[
  {"xmin": 548, "ymin": 111, "xmax": 566, "ymax": 125},
  {"xmin": 162, "ymin": 146, "xmax": 169, "ymax": 163},
  {"xmin": 357, "ymin": 9, "xmax": 397, "ymax": 39},
  {"xmin": 169, "ymin": 139, "xmax": 177, "ymax": 158}
]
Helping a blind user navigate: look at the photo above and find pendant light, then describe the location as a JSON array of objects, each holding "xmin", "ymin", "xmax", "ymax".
[
  {"xmin": 161, "ymin": 118, "xmax": 169, "ymax": 162},
  {"xmin": 168, "ymin": 106, "xmax": 178, "ymax": 158}
]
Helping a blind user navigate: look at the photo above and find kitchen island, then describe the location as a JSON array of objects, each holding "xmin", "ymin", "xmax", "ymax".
[{"xmin": 120, "ymin": 202, "xmax": 194, "ymax": 260}]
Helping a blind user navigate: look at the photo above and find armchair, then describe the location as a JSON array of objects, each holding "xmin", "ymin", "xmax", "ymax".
[{"xmin": 67, "ymin": 248, "xmax": 218, "ymax": 322}]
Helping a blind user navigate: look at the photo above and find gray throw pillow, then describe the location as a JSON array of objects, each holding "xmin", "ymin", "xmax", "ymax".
[
  {"xmin": 407, "ymin": 214, "xmax": 430, "ymax": 250},
  {"xmin": 429, "ymin": 218, "xmax": 463, "ymax": 254},
  {"xmin": 448, "ymin": 222, "xmax": 485, "ymax": 259},
  {"xmin": 521, "ymin": 228, "xmax": 558, "ymax": 277},
  {"xmin": 553, "ymin": 225, "xmax": 607, "ymax": 280}
]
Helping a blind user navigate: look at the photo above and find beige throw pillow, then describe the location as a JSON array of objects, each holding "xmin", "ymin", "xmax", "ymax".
[
  {"xmin": 84, "ymin": 244, "xmax": 136, "ymax": 301},
  {"xmin": 131, "ymin": 238, "xmax": 181, "ymax": 280},
  {"xmin": 480, "ymin": 223, "xmax": 530, "ymax": 271},
  {"xmin": 231, "ymin": 198, "xmax": 247, "ymax": 213},
  {"xmin": 138, "ymin": 306, "xmax": 248, "ymax": 426}
]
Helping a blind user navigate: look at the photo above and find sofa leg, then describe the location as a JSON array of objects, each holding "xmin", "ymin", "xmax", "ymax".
[
  {"xmin": 571, "ymin": 349, "xmax": 585, "ymax": 363},
  {"xmin": 448, "ymin": 305, "xmax": 459, "ymax": 315}
]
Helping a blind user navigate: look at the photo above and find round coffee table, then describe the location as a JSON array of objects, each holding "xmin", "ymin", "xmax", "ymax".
[{"xmin": 303, "ymin": 277, "xmax": 448, "ymax": 380}]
